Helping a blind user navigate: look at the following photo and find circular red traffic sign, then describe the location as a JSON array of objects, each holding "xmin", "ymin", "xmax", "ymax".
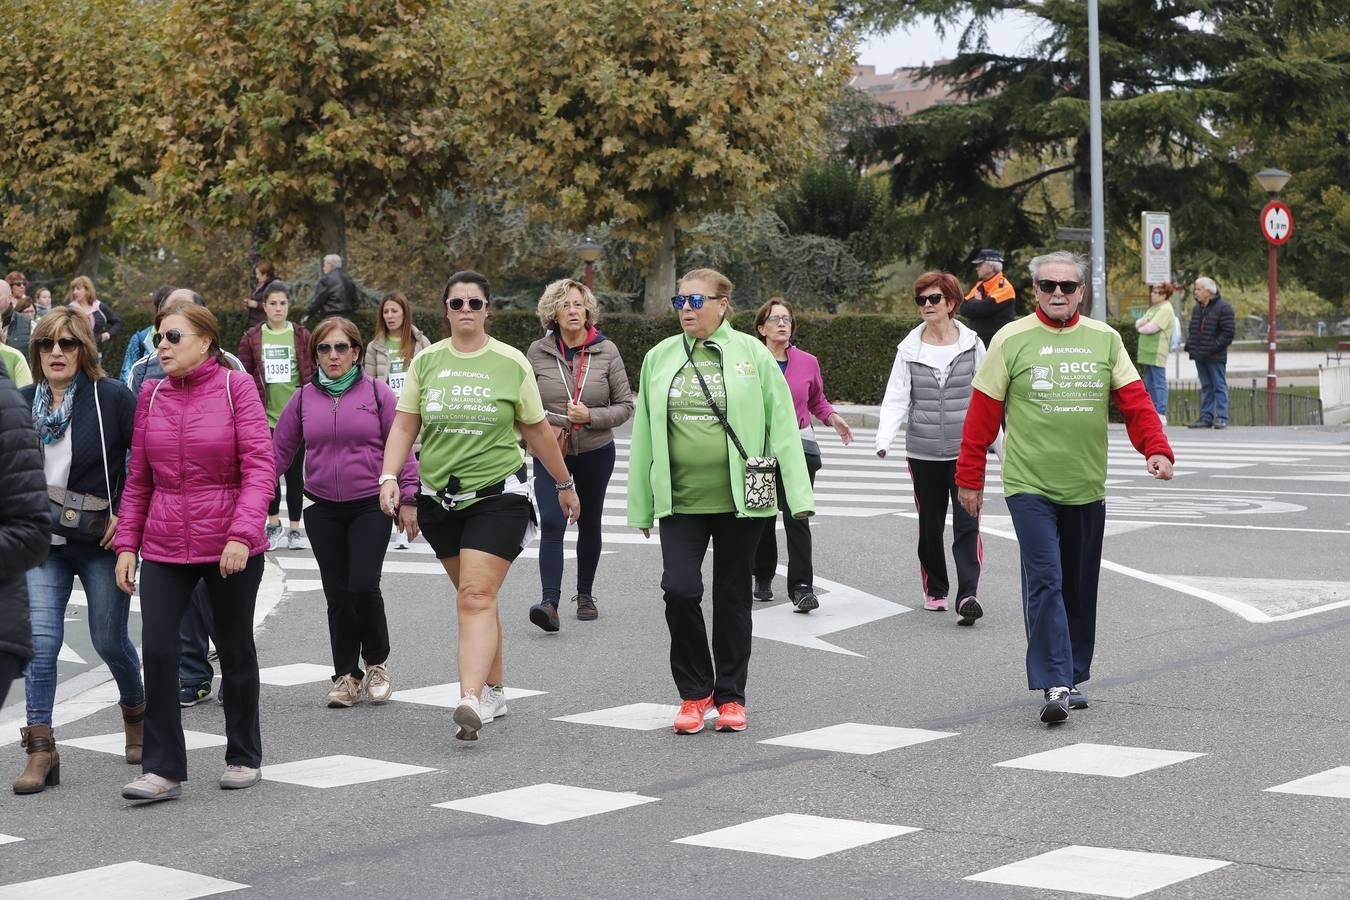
[{"xmin": 1260, "ymin": 201, "xmax": 1293, "ymax": 245}]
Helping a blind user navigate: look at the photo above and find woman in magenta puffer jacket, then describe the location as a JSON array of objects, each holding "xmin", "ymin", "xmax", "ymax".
[{"xmin": 114, "ymin": 300, "xmax": 275, "ymax": 803}]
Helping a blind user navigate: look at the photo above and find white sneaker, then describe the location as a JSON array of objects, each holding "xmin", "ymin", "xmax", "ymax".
[
  {"xmin": 363, "ymin": 664, "xmax": 392, "ymax": 704},
  {"xmin": 326, "ymin": 674, "xmax": 362, "ymax": 708},
  {"xmin": 392, "ymin": 529, "xmax": 410, "ymax": 549},
  {"xmin": 453, "ymin": 694, "xmax": 483, "ymax": 741},
  {"xmin": 287, "ymin": 529, "xmax": 308, "ymax": 551},
  {"xmin": 265, "ymin": 523, "xmax": 284, "ymax": 551},
  {"xmin": 479, "ymin": 684, "xmax": 508, "ymax": 724}
]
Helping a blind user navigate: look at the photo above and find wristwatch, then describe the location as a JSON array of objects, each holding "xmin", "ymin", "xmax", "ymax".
[
  {"xmin": 378, "ymin": 474, "xmax": 398, "ymax": 485},
  {"xmin": 555, "ymin": 479, "xmax": 576, "ymax": 492}
]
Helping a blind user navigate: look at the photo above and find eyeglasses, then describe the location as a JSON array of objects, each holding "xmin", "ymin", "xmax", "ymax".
[
  {"xmin": 1035, "ymin": 279, "xmax": 1082, "ymax": 295},
  {"xmin": 316, "ymin": 342, "xmax": 353, "ymax": 355},
  {"xmin": 34, "ymin": 336, "xmax": 80, "ymax": 354},
  {"xmin": 914, "ymin": 293, "xmax": 946, "ymax": 306},
  {"xmin": 671, "ymin": 294, "xmax": 725, "ymax": 310},
  {"xmin": 11, "ymin": 281, "xmax": 27, "ymax": 287},
  {"xmin": 764, "ymin": 315, "xmax": 793, "ymax": 325},
  {"xmin": 152, "ymin": 329, "xmax": 199, "ymax": 346},
  {"xmin": 446, "ymin": 297, "xmax": 487, "ymax": 311},
  {"xmin": 1150, "ymin": 287, "xmax": 1169, "ymax": 295}
]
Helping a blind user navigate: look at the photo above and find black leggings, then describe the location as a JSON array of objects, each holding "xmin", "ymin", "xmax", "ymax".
[
  {"xmin": 907, "ymin": 457, "xmax": 981, "ymax": 601},
  {"xmin": 303, "ymin": 495, "xmax": 393, "ymax": 680},
  {"xmin": 753, "ymin": 451, "xmax": 821, "ymax": 589},
  {"xmin": 140, "ymin": 555, "xmax": 263, "ymax": 781},
  {"xmin": 269, "ymin": 430, "xmax": 304, "ymax": 520},
  {"xmin": 533, "ymin": 441, "xmax": 616, "ymax": 604}
]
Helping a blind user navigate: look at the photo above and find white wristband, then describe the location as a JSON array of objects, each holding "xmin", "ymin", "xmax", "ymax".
[{"xmin": 378, "ymin": 474, "xmax": 398, "ymax": 485}]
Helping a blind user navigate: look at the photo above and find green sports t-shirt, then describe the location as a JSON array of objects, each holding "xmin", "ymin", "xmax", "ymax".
[
  {"xmin": 397, "ymin": 337, "xmax": 545, "ymax": 502},
  {"xmin": 666, "ymin": 340, "xmax": 734, "ymax": 514},
  {"xmin": 261, "ymin": 323, "xmax": 299, "ymax": 427},
  {"xmin": 0, "ymin": 344, "xmax": 32, "ymax": 388},
  {"xmin": 973, "ymin": 314, "xmax": 1140, "ymax": 504},
  {"xmin": 1136, "ymin": 302, "xmax": 1175, "ymax": 369}
]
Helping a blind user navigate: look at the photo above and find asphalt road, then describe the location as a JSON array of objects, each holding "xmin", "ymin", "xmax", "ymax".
[{"xmin": 2, "ymin": 423, "xmax": 1348, "ymax": 899}]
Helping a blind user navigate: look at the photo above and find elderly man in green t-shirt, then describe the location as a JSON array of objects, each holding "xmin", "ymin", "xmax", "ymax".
[{"xmin": 955, "ymin": 251, "xmax": 1175, "ymax": 725}]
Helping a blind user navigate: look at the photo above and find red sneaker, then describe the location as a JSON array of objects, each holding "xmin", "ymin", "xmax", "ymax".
[
  {"xmin": 673, "ymin": 695, "xmax": 714, "ymax": 734},
  {"xmin": 715, "ymin": 702, "xmax": 747, "ymax": 732}
]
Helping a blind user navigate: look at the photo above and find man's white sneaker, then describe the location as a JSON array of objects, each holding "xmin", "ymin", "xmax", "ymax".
[{"xmin": 453, "ymin": 694, "xmax": 483, "ymax": 741}]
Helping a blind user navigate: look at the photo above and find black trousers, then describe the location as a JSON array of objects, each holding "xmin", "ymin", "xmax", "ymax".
[
  {"xmin": 269, "ymin": 431, "xmax": 304, "ymax": 520},
  {"xmin": 753, "ymin": 451, "xmax": 821, "ymax": 590},
  {"xmin": 659, "ymin": 513, "xmax": 761, "ymax": 706},
  {"xmin": 140, "ymin": 556, "xmax": 263, "ymax": 780},
  {"xmin": 533, "ymin": 441, "xmax": 617, "ymax": 604},
  {"xmin": 907, "ymin": 457, "xmax": 982, "ymax": 601},
  {"xmin": 303, "ymin": 495, "xmax": 392, "ymax": 681}
]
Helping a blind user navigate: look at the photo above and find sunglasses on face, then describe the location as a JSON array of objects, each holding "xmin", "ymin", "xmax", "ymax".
[
  {"xmin": 1036, "ymin": 279, "xmax": 1082, "ymax": 295},
  {"xmin": 446, "ymin": 297, "xmax": 487, "ymax": 311},
  {"xmin": 12, "ymin": 281, "xmax": 26, "ymax": 287},
  {"xmin": 153, "ymin": 329, "xmax": 198, "ymax": 346},
  {"xmin": 34, "ymin": 336, "xmax": 80, "ymax": 354},
  {"xmin": 316, "ymin": 342, "xmax": 353, "ymax": 355},
  {"xmin": 764, "ymin": 315, "xmax": 792, "ymax": 325},
  {"xmin": 671, "ymin": 294, "xmax": 724, "ymax": 311},
  {"xmin": 914, "ymin": 292, "xmax": 946, "ymax": 306}
]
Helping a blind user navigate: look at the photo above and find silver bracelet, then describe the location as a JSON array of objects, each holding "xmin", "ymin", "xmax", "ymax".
[{"xmin": 555, "ymin": 479, "xmax": 576, "ymax": 492}]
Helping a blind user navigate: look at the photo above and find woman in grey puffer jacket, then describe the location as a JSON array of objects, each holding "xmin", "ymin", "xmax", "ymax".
[
  {"xmin": 875, "ymin": 271, "xmax": 990, "ymax": 627},
  {"xmin": 524, "ymin": 279, "xmax": 633, "ymax": 632}
]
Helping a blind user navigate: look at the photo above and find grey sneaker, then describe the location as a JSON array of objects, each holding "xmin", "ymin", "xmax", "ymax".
[
  {"xmin": 363, "ymin": 664, "xmax": 392, "ymax": 704},
  {"xmin": 326, "ymin": 674, "xmax": 362, "ymax": 708},
  {"xmin": 1068, "ymin": 686, "xmax": 1089, "ymax": 710},
  {"xmin": 453, "ymin": 694, "xmax": 483, "ymax": 741},
  {"xmin": 1040, "ymin": 686, "xmax": 1071, "ymax": 724},
  {"xmin": 287, "ymin": 529, "xmax": 308, "ymax": 551},
  {"xmin": 122, "ymin": 773, "xmax": 181, "ymax": 802},
  {"xmin": 219, "ymin": 765, "xmax": 260, "ymax": 790},
  {"xmin": 479, "ymin": 684, "xmax": 509, "ymax": 724},
  {"xmin": 265, "ymin": 522, "xmax": 285, "ymax": 550},
  {"xmin": 789, "ymin": 585, "xmax": 819, "ymax": 613}
]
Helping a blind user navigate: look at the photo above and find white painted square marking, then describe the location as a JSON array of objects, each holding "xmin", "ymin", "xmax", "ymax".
[
  {"xmin": 674, "ymin": 813, "xmax": 918, "ymax": 860},
  {"xmin": 0, "ymin": 834, "xmax": 21, "ymax": 846},
  {"xmin": 435, "ymin": 782, "xmax": 659, "ymax": 824},
  {"xmin": 263, "ymin": 754, "xmax": 437, "ymax": 788},
  {"xmin": 391, "ymin": 682, "xmax": 546, "ymax": 708},
  {"xmin": 62, "ymin": 730, "xmax": 226, "ymax": 756},
  {"xmin": 759, "ymin": 723, "xmax": 958, "ymax": 755},
  {"xmin": 1266, "ymin": 766, "xmax": 1350, "ymax": 799},
  {"xmin": 0, "ymin": 861, "xmax": 247, "ymax": 899},
  {"xmin": 258, "ymin": 663, "xmax": 335, "ymax": 686},
  {"xmin": 995, "ymin": 743, "xmax": 1205, "ymax": 778},
  {"xmin": 283, "ymin": 578, "xmax": 325, "ymax": 593},
  {"xmin": 552, "ymin": 702, "xmax": 714, "ymax": 731},
  {"xmin": 966, "ymin": 845, "xmax": 1231, "ymax": 898}
]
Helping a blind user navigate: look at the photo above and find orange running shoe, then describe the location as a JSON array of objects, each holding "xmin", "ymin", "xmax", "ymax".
[
  {"xmin": 672, "ymin": 695, "xmax": 714, "ymax": 734},
  {"xmin": 715, "ymin": 702, "xmax": 747, "ymax": 732}
]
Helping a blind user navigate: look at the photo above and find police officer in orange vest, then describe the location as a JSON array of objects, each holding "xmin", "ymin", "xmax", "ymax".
[{"xmin": 963, "ymin": 249, "xmax": 1018, "ymax": 349}]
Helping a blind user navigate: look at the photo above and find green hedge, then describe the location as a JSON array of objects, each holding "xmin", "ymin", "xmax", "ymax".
[{"xmin": 102, "ymin": 304, "xmax": 1142, "ymax": 406}]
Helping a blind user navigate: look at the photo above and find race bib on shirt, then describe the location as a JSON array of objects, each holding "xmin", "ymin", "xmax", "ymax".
[
  {"xmin": 263, "ymin": 345, "xmax": 292, "ymax": 383},
  {"xmin": 387, "ymin": 357, "xmax": 406, "ymax": 394}
]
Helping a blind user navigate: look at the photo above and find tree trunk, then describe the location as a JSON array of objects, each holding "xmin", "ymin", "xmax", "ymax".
[
  {"xmin": 315, "ymin": 203, "xmax": 348, "ymax": 260},
  {"xmin": 72, "ymin": 191, "xmax": 110, "ymax": 277},
  {"xmin": 642, "ymin": 212, "xmax": 678, "ymax": 315}
]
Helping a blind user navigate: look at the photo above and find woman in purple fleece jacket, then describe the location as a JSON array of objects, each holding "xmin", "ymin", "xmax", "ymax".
[
  {"xmin": 273, "ymin": 317, "xmax": 418, "ymax": 711},
  {"xmin": 750, "ymin": 298, "xmax": 853, "ymax": 612}
]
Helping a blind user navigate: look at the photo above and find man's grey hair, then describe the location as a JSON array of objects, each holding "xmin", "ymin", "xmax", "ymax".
[
  {"xmin": 1194, "ymin": 276, "xmax": 1217, "ymax": 294},
  {"xmin": 323, "ymin": 254, "xmax": 343, "ymax": 270},
  {"xmin": 164, "ymin": 288, "xmax": 205, "ymax": 307},
  {"xmin": 984, "ymin": 260, "xmax": 1003, "ymax": 273},
  {"xmin": 1028, "ymin": 250, "xmax": 1087, "ymax": 283}
]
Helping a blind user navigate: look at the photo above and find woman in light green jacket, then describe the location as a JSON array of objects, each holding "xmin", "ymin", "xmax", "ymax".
[{"xmin": 627, "ymin": 268, "xmax": 812, "ymax": 737}]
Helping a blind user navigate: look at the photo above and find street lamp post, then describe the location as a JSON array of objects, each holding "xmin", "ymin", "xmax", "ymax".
[
  {"xmin": 1254, "ymin": 167, "xmax": 1292, "ymax": 425},
  {"xmin": 575, "ymin": 238, "xmax": 601, "ymax": 291}
]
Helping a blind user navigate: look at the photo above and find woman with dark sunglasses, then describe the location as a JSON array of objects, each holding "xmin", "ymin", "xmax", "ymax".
[
  {"xmin": 13, "ymin": 309, "xmax": 144, "ymax": 794},
  {"xmin": 875, "ymin": 272, "xmax": 990, "ymax": 626},
  {"xmin": 274, "ymin": 317, "xmax": 418, "ymax": 709},
  {"xmin": 379, "ymin": 271, "xmax": 577, "ymax": 742},
  {"xmin": 627, "ymin": 269, "xmax": 813, "ymax": 735}
]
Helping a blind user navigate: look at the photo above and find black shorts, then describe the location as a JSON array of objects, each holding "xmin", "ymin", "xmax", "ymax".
[{"xmin": 417, "ymin": 493, "xmax": 534, "ymax": 562}]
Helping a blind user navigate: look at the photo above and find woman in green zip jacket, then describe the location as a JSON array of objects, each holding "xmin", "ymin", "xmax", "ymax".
[{"xmin": 627, "ymin": 268, "xmax": 813, "ymax": 736}]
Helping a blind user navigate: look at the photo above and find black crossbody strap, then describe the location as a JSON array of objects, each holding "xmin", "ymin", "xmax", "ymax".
[{"xmin": 684, "ymin": 336, "xmax": 748, "ymax": 461}]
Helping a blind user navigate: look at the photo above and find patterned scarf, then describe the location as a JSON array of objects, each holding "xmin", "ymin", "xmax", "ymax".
[
  {"xmin": 32, "ymin": 379, "xmax": 77, "ymax": 445},
  {"xmin": 317, "ymin": 364, "xmax": 361, "ymax": 397}
]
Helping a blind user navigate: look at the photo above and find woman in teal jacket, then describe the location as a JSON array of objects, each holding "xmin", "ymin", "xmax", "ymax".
[{"xmin": 627, "ymin": 268, "xmax": 813, "ymax": 736}]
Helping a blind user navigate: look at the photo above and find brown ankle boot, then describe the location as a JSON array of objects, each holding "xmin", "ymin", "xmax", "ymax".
[
  {"xmin": 121, "ymin": 703, "xmax": 145, "ymax": 765},
  {"xmin": 13, "ymin": 725, "xmax": 60, "ymax": 795}
]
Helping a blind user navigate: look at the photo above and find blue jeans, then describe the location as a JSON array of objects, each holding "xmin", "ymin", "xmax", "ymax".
[
  {"xmin": 25, "ymin": 542, "xmax": 145, "ymax": 725},
  {"xmin": 1195, "ymin": 359, "xmax": 1229, "ymax": 424},
  {"xmin": 1139, "ymin": 365, "xmax": 1168, "ymax": 416}
]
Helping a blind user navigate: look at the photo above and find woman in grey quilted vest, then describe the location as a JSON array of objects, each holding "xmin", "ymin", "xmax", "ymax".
[{"xmin": 875, "ymin": 271, "xmax": 989, "ymax": 626}]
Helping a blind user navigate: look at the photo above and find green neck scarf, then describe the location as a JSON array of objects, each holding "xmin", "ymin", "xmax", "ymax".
[{"xmin": 317, "ymin": 365, "xmax": 361, "ymax": 397}]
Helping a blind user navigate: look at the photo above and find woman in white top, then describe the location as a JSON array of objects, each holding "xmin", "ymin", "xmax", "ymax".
[{"xmin": 875, "ymin": 272, "xmax": 989, "ymax": 626}]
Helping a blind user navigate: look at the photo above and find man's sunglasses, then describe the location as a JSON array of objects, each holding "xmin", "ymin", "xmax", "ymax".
[
  {"xmin": 34, "ymin": 336, "xmax": 80, "ymax": 353},
  {"xmin": 316, "ymin": 342, "xmax": 353, "ymax": 355},
  {"xmin": 1035, "ymin": 279, "xmax": 1082, "ymax": 295},
  {"xmin": 446, "ymin": 297, "xmax": 487, "ymax": 311},
  {"xmin": 152, "ymin": 329, "xmax": 198, "ymax": 345},
  {"xmin": 914, "ymin": 292, "xmax": 946, "ymax": 306},
  {"xmin": 671, "ymin": 293, "xmax": 725, "ymax": 311}
]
